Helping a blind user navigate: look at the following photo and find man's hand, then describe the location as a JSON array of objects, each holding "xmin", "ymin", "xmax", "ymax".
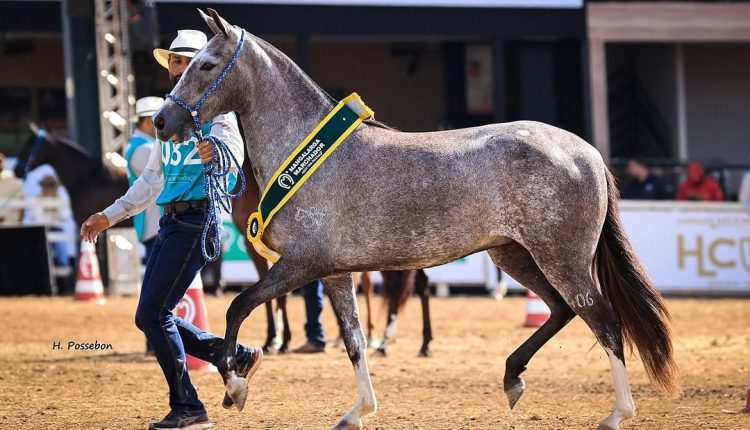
[
  {"xmin": 197, "ymin": 140, "xmax": 214, "ymax": 164},
  {"xmin": 80, "ymin": 213, "xmax": 110, "ymax": 244}
]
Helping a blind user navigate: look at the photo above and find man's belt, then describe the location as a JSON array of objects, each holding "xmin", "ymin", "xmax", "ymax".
[
  {"xmin": 161, "ymin": 199, "xmax": 208, "ymax": 214},
  {"xmin": 246, "ymin": 93, "xmax": 374, "ymax": 263}
]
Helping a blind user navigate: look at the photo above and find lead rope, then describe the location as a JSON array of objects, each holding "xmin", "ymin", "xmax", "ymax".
[{"xmin": 166, "ymin": 30, "xmax": 247, "ymax": 261}]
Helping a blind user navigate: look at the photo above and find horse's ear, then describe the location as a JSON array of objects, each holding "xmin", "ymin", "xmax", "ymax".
[
  {"xmin": 198, "ymin": 8, "xmax": 221, "ymax": 36},
  {"xmin": 207, "ymin": 8, "xmax": 230, "ymax": 38}
]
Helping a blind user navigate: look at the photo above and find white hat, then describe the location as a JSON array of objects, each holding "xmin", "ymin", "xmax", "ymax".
[
  {"xmin": 135, "ymin": 96, "xmax": 164, "ymax": 119},
  {"xmin": 153, "ymin": 29, "xmax": 208, "ymax": 70}
]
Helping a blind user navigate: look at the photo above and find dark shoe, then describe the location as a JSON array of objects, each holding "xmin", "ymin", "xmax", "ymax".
[
  {"xmin": 148, "ymin": 410, "xmax": 213, "ymax": 430},
  {"xmin": 292, "ymin": 341, "xmax": 325, "ymax": 354},
  {"xmin": 222, "ymin": 346, "xmax": 263, "ymax": 409}
]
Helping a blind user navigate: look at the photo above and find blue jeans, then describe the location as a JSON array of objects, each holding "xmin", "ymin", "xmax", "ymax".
[
  {"xmin": 142, "ymin": 236, "xmax": 156, "ymax": 265},
  {"xmin": 135, "ymin": 208, "xmax": 250, "ymax": 414},
  {"xmin": 302, "ymin": 280, "xmax": 325, "ymax": 347}
]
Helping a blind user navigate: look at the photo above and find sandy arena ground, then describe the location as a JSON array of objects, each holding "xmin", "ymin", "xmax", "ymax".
[{"xmin": 0, "ymin": 293, "xmax": 748, "ymax": 429}]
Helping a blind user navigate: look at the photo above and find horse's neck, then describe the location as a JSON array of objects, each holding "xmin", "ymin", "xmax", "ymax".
[
  {"xmin": 239, "ymin": 37, "xmax": 334, "ymax": 191},
  {"xmin": 52, "ymin": 145, "xmax": 100, "ymax": 193}
]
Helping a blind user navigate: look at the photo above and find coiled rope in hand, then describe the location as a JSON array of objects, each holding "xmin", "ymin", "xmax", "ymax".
[{"xmin": 198, "ymin": 133, "xmax": 245, "ymax": 262}]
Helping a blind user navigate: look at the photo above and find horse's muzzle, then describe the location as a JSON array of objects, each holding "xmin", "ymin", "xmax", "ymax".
[{"xmin": 153, "ymin": 102, "xmax": 193, "ymax": 142}]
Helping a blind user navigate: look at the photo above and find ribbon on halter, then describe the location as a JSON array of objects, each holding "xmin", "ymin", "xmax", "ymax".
[
  {"xmin": 165, "ymin": 30, "xmax": 248, "ymax": 261},
  {"xmin": 23, "ymin": 129, "xmax": 46, "ymax": 177},
  {"xmin": 246, "ymin": 93, "xmax": 374, "ymax": 263}
]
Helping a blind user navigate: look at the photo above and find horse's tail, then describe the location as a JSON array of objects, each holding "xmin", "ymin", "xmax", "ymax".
[
  {"xmin": 595, "ymin": 169, "xmax": 679, "ymax": 395},
  {"xmin": 381, "ymin": 270, "xmax": 416, "ymax": 311}
]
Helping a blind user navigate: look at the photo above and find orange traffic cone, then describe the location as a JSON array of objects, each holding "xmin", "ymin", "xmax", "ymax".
[
  {"xmin": 175, "ymin": 276, "xmax": 213, "ymax": 371},
  {"xmin": 523, "ymin": 289, "xmax": 550, "ymax": 327},
  {"xmin": 74, "ymin": 241, "xmax": 106, "ymax": 304}
]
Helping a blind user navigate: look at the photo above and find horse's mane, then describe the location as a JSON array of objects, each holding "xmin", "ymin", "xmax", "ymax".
[
  {"xmin": 43, "ymin": 132, "xmax": 127, "ymax": 182},
  {"xmin": 251, "ymin": 34, "xmax": 399, "ymax": 133},
  {"xmin": 48, "ymin": 133, "xmax": 96, "ymax": 160}
]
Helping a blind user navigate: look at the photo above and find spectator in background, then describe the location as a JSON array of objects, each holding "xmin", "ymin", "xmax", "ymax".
[
  {"xmin": 739, "ymin": 167, "xmax": 750, "ymax": 212},
  {"xmin": 676, "ymin": 162, "xmax": 724, "ymax": 201},
  {"xmin": 28, "ymin": 175, "xmax": 71, "ymax": 269},
  {"xmin": 126, "ymin": 97, "xmax": 163, "ymax": 263},
  {"xmin": 0, "ymin": 152, "xmax": 24, "ymax": 225},
  {"xmin": 621, "ymin": 158, "xmax": 665, "ymax": 200}
]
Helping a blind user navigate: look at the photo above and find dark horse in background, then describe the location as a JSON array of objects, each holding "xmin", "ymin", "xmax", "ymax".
[{"xmin": 14, "ymin": 130, "xmax": 130, "ymax": 227}]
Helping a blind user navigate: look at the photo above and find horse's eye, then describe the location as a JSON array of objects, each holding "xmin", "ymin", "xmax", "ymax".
[{"xmin": 200, "ymin": 63, "xmax": 216, "ymax": 71}]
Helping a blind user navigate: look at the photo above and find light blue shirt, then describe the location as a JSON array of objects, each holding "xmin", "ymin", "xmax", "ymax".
[
  {"xmin": 157, "ymin": 119, "xmax": 237, "ymax": 205},
  {"xmin": 124, "ymin": 129, "xmax": 162, "ymax": 241}
]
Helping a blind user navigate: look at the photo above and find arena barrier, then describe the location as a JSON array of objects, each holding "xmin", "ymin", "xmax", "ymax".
[{"xmin": 220, "ymin": 202, "xmax": 750, "ymax": 295}]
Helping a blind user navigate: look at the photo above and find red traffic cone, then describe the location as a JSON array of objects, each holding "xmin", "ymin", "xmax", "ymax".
[
  {"xmin": 175, "ymin": 276, "xmax": 213, "ymax": 371},
  {"xmin": 523, "ymin": 289, "xmax": 550, "ymax": 327},
  {"xmin": 74, "ymin": 241, "xmax": 106, "ymax": 304}
]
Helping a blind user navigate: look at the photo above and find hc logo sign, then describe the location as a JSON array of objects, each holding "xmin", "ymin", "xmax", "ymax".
[{"xmin": 677, "ymin": 235, "xmax": 750, "ymax": 277}]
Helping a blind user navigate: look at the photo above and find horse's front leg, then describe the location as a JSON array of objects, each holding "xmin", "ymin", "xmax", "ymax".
[
  {"xmin": 324, "ymin": 273, "xmax": 377, "ymax": 430},
  {"xmin": 221, "ymin": 256, "xmax": 321, "ymax": 411}
]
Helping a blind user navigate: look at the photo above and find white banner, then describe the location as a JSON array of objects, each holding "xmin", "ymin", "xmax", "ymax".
[
  {"xmin": 221, "ymin": 202, "xmax": 750, "ymax": 294},
  {"xmin": 619, "ymin": 201, "xmax": 750, "ymax": 293},
  {"xmin": 155, "ymin": 1, "xmax": 583, "ymax": 9},
  {"xmin": 505, "ymin": 201, "xmax": 750, "ymax": 294}
]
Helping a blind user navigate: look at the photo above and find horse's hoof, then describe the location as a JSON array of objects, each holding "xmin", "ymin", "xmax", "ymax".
[
  {"xmin": 332, "ymin": 419, "xmax": 363, "ymax": 430},
  {"xmin": 262, "ymin": 345, "xmax": 277, "ymax": 355},
  {"xmin": 278, "ymin": 345, "xmax": 290, "ymax": 354},
  {"xmin": 504, "ymin": 379, "xmax": 525, "ymax": 410},
  {"xmin": 596, "ymin": 424, "xmax": 619, "ymax": 430},
  {"xmin": 221, "ymin": 392, "xmax": 234, "ymax": 409},
  {"xmin": 225, "ymin": 373, "xmax": 248, "ymax": 412},
  {"xmin": 374, "ymin": 347, "xmax": 387, "ymax": 357},
  {"xmin": 418, "ymin": 347, "xmax": 431, "ymax": 358}
]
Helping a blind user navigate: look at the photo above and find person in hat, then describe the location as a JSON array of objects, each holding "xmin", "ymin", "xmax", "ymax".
[
  {"xmin": 128, "ymin": 96, "xmax": 163, "ymax": 260},
  {"xmin": 81, "ymin": 29, "xmax": 260, "ymax": 430},
  {"xmin": 29, "ymin": 174, "xmax": 71, "ymax": 269}
]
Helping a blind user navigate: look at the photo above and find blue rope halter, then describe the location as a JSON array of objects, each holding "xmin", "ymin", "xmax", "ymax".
[
  {"xmin": 166, "ymin": 30, "xmax": 247, "ymax": 261},
  {"xmin": 23, "ymin": 129, "xmax": 47, "ymax": 177}
]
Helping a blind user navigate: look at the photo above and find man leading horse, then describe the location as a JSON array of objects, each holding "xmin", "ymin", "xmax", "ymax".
[{"xmin": 81, "ymin": 29, "xmax": 262, "ymax": 430}]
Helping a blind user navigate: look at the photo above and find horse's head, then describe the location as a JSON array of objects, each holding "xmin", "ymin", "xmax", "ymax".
[
  {"xmin": 153, "ymin": 9, "xmax": 248, "ymax": 142},
  {"xmin": 14, "ymin": 130, "xmax": 52, "ymax": 179}
]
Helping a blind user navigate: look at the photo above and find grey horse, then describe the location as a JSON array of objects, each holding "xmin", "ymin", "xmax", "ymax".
[{"xmin": 153, "ymin": 9, "xmax": 678, "ymax": 430}]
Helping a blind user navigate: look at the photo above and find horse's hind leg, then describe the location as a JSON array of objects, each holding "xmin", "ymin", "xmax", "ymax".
[
  {"xmin": 375, "ymin": 271, "xmax": 403, "ymax": 357},
  {"xmin": 262, "ymin": 301, "xmax": 278, "ymax": 353},
  {"xmin": 487, "ymin": 242, "xmax": 576, "ymax": 409},
  {"xmin": 277, "ymin": 294, "xmax": 291, "ymax": 353},
  {"xmin": 533, "ymin": 253, "xmax": 635, "ymax": 430},
  {"xmin": 360, "ymin": 272, "xmax": 375, "ymax": 345},
  {"xmin": 323, "ymin": 273, "xmax": 377, "ymax": 429},
  {"xmin": 415, "ymin": 269, "xmax": 433, "ymax": 357}
]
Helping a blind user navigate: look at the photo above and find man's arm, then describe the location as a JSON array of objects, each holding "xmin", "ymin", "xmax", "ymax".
[{"xmin": 101, "ymin": 141, "xmax": 164, "ymax": 226}]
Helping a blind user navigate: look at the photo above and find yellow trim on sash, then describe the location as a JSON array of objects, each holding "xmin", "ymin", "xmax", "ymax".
[{"xmin": 246, "ymin": 93, "xmax": 373, "ymax": 263}]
